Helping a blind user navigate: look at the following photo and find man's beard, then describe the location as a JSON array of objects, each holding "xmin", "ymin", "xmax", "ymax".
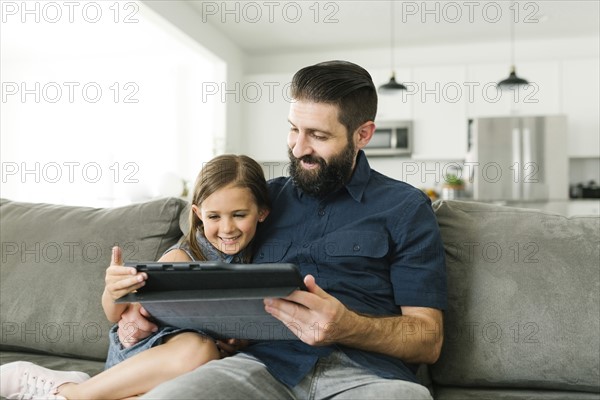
[{"xmin": 288, "ymin": 141, "xmax": 356, "ymax": 197}]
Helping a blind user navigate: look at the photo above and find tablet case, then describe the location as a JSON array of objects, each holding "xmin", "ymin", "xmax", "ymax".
[{"xmin": 116, "ymin": 262, "xmax": 306, "ymax": 340}]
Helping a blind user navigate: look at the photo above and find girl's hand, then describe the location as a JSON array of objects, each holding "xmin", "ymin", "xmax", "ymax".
[
  {"xmin": 104, "ymin": 246, "xmax": 147, "ymax": 301},
  {"xmin": 216, "ymin": 338, "xmax": 250, "ymax": 357}
]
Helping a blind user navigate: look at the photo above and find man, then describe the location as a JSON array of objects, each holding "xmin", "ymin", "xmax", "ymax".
[{"xmin": 125, "ymin": 60, "xmax": 447, "ymax": 399}]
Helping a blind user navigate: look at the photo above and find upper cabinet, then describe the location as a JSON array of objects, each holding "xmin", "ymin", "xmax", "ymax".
[
  {"xmin": 561, "ymin": 58, "xmax": 600, "ymax": 157},
  {"xmin": 466, "ymin": 61, "xmax": 561, "ymax": 117},
  {"xmin": 241, "ymin": 56, "xmax": 599, "ymax": 162},
  {"xmin": 371, "ymin": 67, "xmax": 413, "ymax": 122},
  {"xmin": 411, "ymin": 65, "xmax": 468, "ymax": 159}
]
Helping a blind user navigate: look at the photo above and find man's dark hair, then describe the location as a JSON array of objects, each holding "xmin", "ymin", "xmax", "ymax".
[{"xmin": 290, "ymin": 60, "xmax": 377, "ymax": 136}]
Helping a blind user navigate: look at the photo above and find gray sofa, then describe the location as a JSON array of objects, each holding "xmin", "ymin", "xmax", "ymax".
[{"xmin": 1, "ymin": 197, "xmax": 599, "ymax": 399}]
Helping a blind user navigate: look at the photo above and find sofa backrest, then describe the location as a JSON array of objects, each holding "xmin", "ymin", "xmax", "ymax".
[
  {"xmin": 431, "ymin": 200, "xmax": 600, "ymax": 393},
  {"xmin": 0, "ymin": 197, "xmax": 188, "ymax": 361}
]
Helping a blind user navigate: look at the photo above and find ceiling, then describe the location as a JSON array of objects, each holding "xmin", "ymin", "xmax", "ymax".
[{"xmin": 188, "ymin": 0, "xmax": 600, "ymax": 55}]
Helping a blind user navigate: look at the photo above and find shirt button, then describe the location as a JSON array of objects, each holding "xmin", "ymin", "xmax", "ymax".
[
  {"xmin": 353, "ymin": 244, "xmax": 360, "ymax": 252},
  {"xmin": 318, "ymin": 209, "xmax": 325, "ymax": 216}
]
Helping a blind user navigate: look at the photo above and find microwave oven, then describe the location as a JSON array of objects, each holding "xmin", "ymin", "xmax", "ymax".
[{"xmin": 364, "ymin": 120, "xmax": 413, "ymax": 156}]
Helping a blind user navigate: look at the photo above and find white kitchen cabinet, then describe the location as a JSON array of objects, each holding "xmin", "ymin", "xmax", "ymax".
[
  {"xmin": 466, "ymin": 61, "xmax": 561, "ymax": 117},
  {"xmin": 561, "ymin": 58, "xmax": 600, "ymax": 157},
  {"xmin": 511, "ymin": 61, "xmax": 561, "ymax": 116},
  {"xmin": 371, "ymin": 68, "xmax": 413, "ymax": 122},
  {"xmin": 466, "ymin": 63, "xmax": 515, "ymax": 117},
  {"xmin": 411, "ymin": 65, "xmax": 468, "ymax": 159},
  {"xmin": 240, "ymin": 58, "xmax": 597, "ymax": 163}
]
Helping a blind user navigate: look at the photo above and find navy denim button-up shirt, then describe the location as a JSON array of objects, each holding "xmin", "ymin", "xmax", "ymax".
[{"xmin": 244, "ymin": 151, "xmax": 447, "ymax": 387}]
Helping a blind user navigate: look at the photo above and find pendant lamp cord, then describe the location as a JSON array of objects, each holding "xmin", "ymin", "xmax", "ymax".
[
  {"xmin": 390, "ymin": 0, "xmax": 395, "ymax": 74},
  {"xmin": 510, "ymin": 0, "xmax": 515, "ymax": 69}
]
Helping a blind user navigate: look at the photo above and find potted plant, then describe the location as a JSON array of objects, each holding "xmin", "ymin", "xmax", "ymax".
[
  {"xmin": 441, "ymin": 173, "xmax": 465, "ymax": 199},
  {"xmin": 443, "ymin": 174, "xmax": 464, "ymax": 189}
]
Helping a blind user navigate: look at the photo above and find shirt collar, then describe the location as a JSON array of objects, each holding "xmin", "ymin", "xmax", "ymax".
[{"xmin": 344, "ymin": 150, "xmax": 371, "ymax": 203}]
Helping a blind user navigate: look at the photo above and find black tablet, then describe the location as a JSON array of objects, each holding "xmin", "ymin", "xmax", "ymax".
[{"xmin": 116, "ymin": 262, "xmax": 306, "ymax": 340}]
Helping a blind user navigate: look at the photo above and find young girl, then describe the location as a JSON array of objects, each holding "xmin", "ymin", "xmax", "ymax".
[{"xmin": 1, "ymin": 154, "xmax": 270, "ymax": 400}]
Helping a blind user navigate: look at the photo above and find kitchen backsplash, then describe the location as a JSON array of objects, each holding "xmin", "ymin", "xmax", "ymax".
[{"xmin": 570, "ymin": 158, "xmax": 600, "ymax": 198}]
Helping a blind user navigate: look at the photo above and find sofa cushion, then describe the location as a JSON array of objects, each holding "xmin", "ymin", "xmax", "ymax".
[
  {"xmin": 0, "ymin": 197, "xmax": 188, "ymax": 361},
  {"xmin": 430, "ymin": 200, "xmax": 600, "ymax": 393}
]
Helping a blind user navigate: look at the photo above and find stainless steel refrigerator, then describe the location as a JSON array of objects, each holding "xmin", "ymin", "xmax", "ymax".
[{"xmin": 465, "ymin": 115, "xmax": 568, "ymax": 201}]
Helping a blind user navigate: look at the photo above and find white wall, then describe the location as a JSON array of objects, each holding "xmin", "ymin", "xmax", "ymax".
[{"xmin": 142, "ymin": 1, "xmax": 246, "ymax": 155}]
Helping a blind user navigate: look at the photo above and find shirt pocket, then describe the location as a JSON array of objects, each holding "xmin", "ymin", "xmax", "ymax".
[
  {"xmin": 253, "ymin": 240, "xmax": 292, "ymax": 263},
  {"xmin": 320, "ymin": 230, "xmax": 392, "ymax": 294},
  {"xmin": 323, "ymin": 230, "xmax": 389, "ymax": 259}
]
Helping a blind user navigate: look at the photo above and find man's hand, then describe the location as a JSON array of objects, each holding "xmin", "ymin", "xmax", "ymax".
[
  {"xmin": 264, "ymin": 274, "xmax": 352, "ymax": 345},
  {"xmin": 117, "ymin": 303, "xmax": 158, "ymax": 348},
  {"xmin": 264, "ymin": 274, "xmax": 444, "ymax": 364}
]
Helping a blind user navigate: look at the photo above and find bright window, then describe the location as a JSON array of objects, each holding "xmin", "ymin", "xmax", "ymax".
[{"xmin": 1, "ymin": 1, "xmax": 225, "ymax": 207}]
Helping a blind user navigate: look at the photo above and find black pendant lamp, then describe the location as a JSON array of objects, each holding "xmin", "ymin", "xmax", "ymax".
[
  {"xmin": 498, "ymin": 1, "xmax": 529, "ymax": 88},
  {"xmin": 498, "ymin": 66, "xmax": 529, "ymax": 87},
  {"xmin": 379, "ymin": 1, "xmax": 406, "ymax": 92}
]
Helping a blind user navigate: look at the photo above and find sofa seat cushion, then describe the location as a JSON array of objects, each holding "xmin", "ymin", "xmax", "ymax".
[
  {"xmin": 0, "ymin": 197, "xmax": 188, "ymax": 361},
  {"xmin": 431, "ymin": 200, "xmax": 599, "ymax": 393}
]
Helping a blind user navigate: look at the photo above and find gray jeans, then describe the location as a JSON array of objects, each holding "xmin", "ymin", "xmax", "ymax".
[{"xmin": 142, "ymin": 350, "xmax": 432, "ymax": 400}]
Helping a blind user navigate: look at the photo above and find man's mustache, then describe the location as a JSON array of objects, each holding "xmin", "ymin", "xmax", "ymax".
[{"xmin": 297, "ymin": 155, "xmax": 326, "ymax": 166}]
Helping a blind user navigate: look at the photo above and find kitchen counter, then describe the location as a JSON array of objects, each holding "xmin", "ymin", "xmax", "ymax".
[{"xmin": 469, "ymin": 199, "xmax": 600, "ymax": 217}]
